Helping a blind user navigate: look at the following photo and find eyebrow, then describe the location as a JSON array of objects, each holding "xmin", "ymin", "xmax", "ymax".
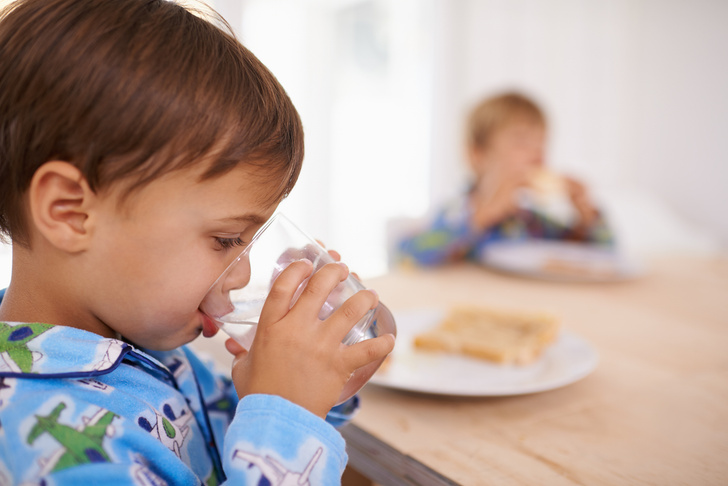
[{"xmin": 216, "ymin": 214, "xmax": 268, "ymax": 225}]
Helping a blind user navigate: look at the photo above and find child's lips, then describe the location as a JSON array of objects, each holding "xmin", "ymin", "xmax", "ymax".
[{"xmin": 200, "ymin": 313, "xmax": 219, "ymax": 338}]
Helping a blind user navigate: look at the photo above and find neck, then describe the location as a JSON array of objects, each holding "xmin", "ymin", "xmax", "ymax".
[{"xmin": 0, "ymin": 243, "xmax": 116, "ymax": 339}]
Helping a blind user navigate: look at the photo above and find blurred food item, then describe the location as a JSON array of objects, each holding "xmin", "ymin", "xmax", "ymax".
[
  {"xmin": 413, "ymin": 305, "xmax": 560, "ymax": 364},
  {"xmin": 520, "ymin": 169, "xmax": 576, "ymax": 225},
  {"xmin": 527, "ymin": 169, "xmax": 567, "ymax": 197}
]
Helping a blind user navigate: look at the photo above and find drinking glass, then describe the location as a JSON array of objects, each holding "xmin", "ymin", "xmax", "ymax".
[{"xmin": 200, "ymin": 213, "xmax": 396, "ymax": 404}]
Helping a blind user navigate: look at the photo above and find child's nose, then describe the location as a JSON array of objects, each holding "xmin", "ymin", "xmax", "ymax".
[{"xmin": 222, "ymin": 255, "xmax": 252, "ymax": 293}]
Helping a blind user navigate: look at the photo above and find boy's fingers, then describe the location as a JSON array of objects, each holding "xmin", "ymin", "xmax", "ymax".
[
  {"xmin": 313, "ymin": 239, "xmax": 343, "ymax": 264},
  {"xmin": 290, "ymin": 262, "xmax": 349, "ymax": 319},
  {"xmin": 326, "ymin": 289, "xmax": 379, "ymax": 343},
  {"xmin": 344, "ymin": 334, "xmax": 396, "ymax": 371},
  {"xmin": 225, "ymin": 337, "xmax": 247, "ymax": 356},
  {"xmin": 259, "ymin": 259, "xmax": 314, "ymax": 326},
  {"xmin": 321, "ymin": 245, "xmax": 358, "ymax": 280}
]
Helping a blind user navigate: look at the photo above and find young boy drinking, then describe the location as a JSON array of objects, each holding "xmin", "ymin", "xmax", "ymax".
[
  {"xmin": 0, "ymin": 0, "xmax": 394, "ymax": 484},
  {"xmin": 397, "ymin": 91, "xmax": 613, "ymax": 266}
]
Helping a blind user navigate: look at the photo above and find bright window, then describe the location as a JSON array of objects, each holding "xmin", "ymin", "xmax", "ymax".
[{"xmin": 220, "ymin": 0, "xmax": 434, "ymax": 277}]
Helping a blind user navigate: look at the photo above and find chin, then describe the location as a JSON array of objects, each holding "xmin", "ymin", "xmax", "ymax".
[
  {"xmin": 131, "ymin": 331, "xmax": 197, "ymax": 352},
  {"xmin": 128, "ymin": 315, "xmax": 205, "ymax": 351}
]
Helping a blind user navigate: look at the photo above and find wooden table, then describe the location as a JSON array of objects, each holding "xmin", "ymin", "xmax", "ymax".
[{"xmin": 342, "ymin": 255, "xmax": 728, "ymax": 485}]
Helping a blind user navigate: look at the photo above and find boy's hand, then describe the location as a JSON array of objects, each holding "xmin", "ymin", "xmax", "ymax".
[
  {"xmin": 470, "ymin": 164, "xmax": 529, "ymax": 231},
  {"xmin": 228, "ymin": 260, "xmax": 395, "ymax": 418},
  {"xmin": 564, "ymin": 176, "xmax": 599, "ymax": 229}
]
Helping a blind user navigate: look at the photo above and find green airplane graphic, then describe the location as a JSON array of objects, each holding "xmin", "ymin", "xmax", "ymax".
[
  {"xmin": 27, "ymin": 402, "xmax": 118, "ymax": 473},
  {"xmin": 0, "ymin": 322, "xmax": 54, "ymax": 373}
]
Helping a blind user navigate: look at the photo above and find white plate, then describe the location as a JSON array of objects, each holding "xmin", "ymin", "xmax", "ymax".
[
  {"xmin": 478, "ymin": 240, "xmax": 644, "ymax": 283},
  {"xmin": 368, "ymin": 308, "xmax": 598, "ymax": 397}
]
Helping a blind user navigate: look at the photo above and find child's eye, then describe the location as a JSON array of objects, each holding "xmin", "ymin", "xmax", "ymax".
[{"xmin": 215, "ymin": 236, "xmax": 247, "ymax": 251}]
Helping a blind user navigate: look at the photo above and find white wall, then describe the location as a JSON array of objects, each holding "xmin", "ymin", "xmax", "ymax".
[{"xmin": 217, "ymin": 0, "xmax": 434, "ymax": 276}]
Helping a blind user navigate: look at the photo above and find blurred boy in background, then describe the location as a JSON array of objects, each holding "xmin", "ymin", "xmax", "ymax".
[{"xmin": 397, "ymin": 91, "xmax": 613, "ymax": 266}]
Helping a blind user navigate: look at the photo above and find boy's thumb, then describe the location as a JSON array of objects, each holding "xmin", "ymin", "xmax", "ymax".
[{"xmin": 225, "ymin": 338, "xmax": 248, "ymax": 356}]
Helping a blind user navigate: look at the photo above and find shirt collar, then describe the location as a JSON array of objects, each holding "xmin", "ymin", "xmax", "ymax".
[{"xmin": 0, "ymin": 321, "xmax": 157, "ymax": 377}]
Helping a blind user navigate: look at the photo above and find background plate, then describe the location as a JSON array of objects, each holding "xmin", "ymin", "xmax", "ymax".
[{"xmin": 478, "ymin": 240, "xmax": 644, "ymax": 283}]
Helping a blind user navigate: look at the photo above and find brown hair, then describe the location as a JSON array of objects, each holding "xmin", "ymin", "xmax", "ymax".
[
  {"xmin": 466, "ymin": 91, "xmax": 546, "ymax": 151},
  {"xmin": 0, "ymin": 0, "xmax": 303, "ymax": 245}
]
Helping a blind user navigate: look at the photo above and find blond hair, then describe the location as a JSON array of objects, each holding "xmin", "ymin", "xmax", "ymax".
[{"xmin": 466, "ymin": 92, "xmax": 546, "ymax": 151}]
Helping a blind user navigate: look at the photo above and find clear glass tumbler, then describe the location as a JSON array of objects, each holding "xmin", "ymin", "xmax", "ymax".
[{"xmin": 200, "ymin": 213, "xmax": 396, "ymax": 404}]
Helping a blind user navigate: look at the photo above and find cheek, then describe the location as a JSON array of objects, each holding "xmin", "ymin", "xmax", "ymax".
[
  {"xmin": 125, "ymin": 247, "xmax": 220, "ymax": 314},
  {"xmin": 490, "ymin": 140, "xmax": 520, "ymax": 163},
  {"xmin": 510, "ymin": 145, "xmax": 538, "ymax": 164},
  {"xmin": 174, "ymin": 255, "xmax": 231, "ymax": 304}
]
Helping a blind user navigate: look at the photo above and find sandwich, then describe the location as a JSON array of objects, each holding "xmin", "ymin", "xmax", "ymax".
[{"xmin": 413, "ymin": 305, "xmax": 560, "ymax": 364}]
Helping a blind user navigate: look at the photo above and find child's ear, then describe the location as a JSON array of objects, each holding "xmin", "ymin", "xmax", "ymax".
[
  {"xmin": 467, "ymin": 146, "xmax": 481, "ymax": 164},
  {"xmin": 28, "ymin": 161, "xmax": 97, "ymax": 252},
  {"xmin": 467, "ymin": 146, "xmax": 487, "ymax": 173}
]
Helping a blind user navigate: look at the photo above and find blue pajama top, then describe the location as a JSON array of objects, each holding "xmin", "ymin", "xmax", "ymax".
[{"xmin": 0, "ymin": 302, "xmax": 356, "ymax": 485}]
